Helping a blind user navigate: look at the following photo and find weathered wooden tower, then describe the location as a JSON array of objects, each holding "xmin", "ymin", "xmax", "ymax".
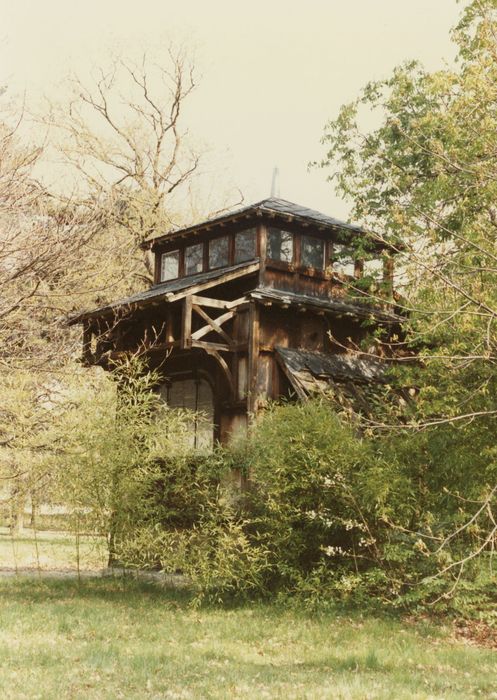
[{"xmin": 70, "ymin": 198, "xmax": 400, "ymax": 447}]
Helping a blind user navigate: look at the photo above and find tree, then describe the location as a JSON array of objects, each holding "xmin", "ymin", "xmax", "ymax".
[
  {"xmin": 0, "ymin": 107, "xmax": 108, "ymax": 369},
  {"xmin": 0, "ymin": 48, "xmax": 232, "ymax": 534},
  {"xmin": 49, "ymin": 49, "xmax": 203, "ymax": 281},
  {"xmin": 318, "ymin": 0, "xmax": 497, "ymax": 573}
]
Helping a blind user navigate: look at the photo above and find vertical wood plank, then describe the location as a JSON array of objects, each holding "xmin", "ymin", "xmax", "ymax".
[
  {"xmin": 181, "ymin": 296, "xmax": 192, "ymax": 348},
  {"xmin": 294, "ymin": 232, "xmax": 301, "ymax": 267},
  {"xmin": 247, "ymin": 301, "xmax": 260, "ymax": 415}
]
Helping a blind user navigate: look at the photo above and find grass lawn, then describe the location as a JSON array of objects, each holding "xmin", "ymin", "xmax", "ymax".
[
  {"xmin": 0, "ymin": 577, "xmax": 495, "ymax": 699},
  {"xmin": 0, "ymin": 527, "xmax": 107, "ymax": 572}
]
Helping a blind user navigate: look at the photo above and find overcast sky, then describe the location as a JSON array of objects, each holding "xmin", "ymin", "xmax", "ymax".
[{"xmin": 2, "ymin": 0, "xmax": 461, "ymax": 220}]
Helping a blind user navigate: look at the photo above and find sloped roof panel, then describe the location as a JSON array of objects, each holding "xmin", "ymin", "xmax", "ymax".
[
  {"xmin": 145, "ymin": 197, "xmax": 367, "ymax": 248},
  {"xmin": 275, "ymin": 347, "xmax": 387, "ymax": 388},
  {"xmin": 250, "ymin": 287, "xmax": 402, "ymax": 324},
  {"xmin": 68, "ymin": 260, "xmax": 259, "ymax": 325}
]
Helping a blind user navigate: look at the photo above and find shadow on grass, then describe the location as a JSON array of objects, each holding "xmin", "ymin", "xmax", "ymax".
[
  {"xmin": 0, "ymin": 575, "xmax": 408, "ymax": 628},
  {"xmin": 0, "ymin": 576, "xmax": 195, "ymax": 608},
  {"xmin": 0, "ymin": 575, "xmax": 367, "ymax": 625}
]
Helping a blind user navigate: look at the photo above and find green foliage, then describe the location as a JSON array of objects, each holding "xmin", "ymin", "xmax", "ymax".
[
  {"xmin": 64, "ymin": 384, "xmax": 491, "ymax": 614},
  {"xmin": 119, "ymin": 507, "xmax": 270, "ymax": 603},
  {"xmin": 243, "ymin": 401, "xmax": 411, "ymax": 584},
  {"xmin": 313, "ymin": 0, "xmax": 497, "ymax": 612},
  {"xmin": 113, "ymin": 445, "xmax": 270, "ymax": 601},
  {"xmin": 41, "ymin": 361, "xmax": 194, "ymax": 560},
  {"xmin": 6, "ymin": 3, "xmax": 497, "ymax": 620}
]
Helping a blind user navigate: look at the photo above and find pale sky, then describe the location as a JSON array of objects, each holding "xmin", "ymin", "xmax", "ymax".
[{"xmin": 2, "ymin": 0, "xmax": 461, "ymax": 221}]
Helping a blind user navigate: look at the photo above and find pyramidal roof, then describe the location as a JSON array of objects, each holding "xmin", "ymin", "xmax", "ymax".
[{"xmin": 145, "ymin": 197, "xmax": 366, "ymax": 248}]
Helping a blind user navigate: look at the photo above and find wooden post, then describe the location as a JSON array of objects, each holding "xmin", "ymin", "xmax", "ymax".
[
  {"xmin": 294, "ymin": 232, "xmax": 301, "ymax": 268},
  {"xmin": 247, "ymin": 301, "xmax": 260, "ymax": 416},
  {"xmin": 181, "ymin": 295, "xmax": 192, "ymax": 349}
]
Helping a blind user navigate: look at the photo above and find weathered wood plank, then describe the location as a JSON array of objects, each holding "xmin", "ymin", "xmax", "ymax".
[
  {"xmin": 165, "ymin": 262, "xmax": 259, "ymax": 303},
  {"xmin": 181, "ymin": 296, "xmax": 192, "ymax": 349},
  {"xmin": 190, "ymin": 295, "xmax": 229, "ymax": 309},
  {"xmin": 192, "ymin": 340, "xmax": 232, "ymax": 353},
  {"xmin": 247, "ymin": 301, "xmax": 260, "ymax": 415},
  {"xmin": 191, "ymin": 309, "xmax": 236, "ymax": 341},
  {"xmin": 191, "ymin": 304, "xmax": 233, "ymax": 345}
]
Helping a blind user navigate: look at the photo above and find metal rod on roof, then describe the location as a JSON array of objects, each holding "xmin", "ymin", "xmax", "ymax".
[{"xmin": 270, "ymin": 167, "xmax": 280, "ymax": 198}]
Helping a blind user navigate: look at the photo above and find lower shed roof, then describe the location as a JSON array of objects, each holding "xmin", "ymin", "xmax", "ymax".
[{"xmin": 275, "ymin": 346, "xmax": 386, "ymax": 396}]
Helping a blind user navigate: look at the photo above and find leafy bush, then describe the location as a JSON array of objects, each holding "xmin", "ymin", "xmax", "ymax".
[
  {"xmin": 224, "ymin": 400, "xmax": 496, "ymax": 615},
  {"xmin": 238, "ymin": 400, "xmax": 420, "ymax": 601},
  {"xmin": 45, "ymin": 366, "xmax": 495, "ymax": 615}
]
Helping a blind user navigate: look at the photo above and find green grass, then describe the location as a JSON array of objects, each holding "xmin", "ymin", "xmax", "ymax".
[
  {"xmin": 0, "ymin": 577, "xmax": 495, "ymax": 699},
  {"xmin": 0, "ymin": 527, "xmax": 107, "ymax": 571}
]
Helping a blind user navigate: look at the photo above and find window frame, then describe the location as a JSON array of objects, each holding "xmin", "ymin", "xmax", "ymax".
[
  {"xmin": 266, "ymin": 227, "xmax": 294, "ymax": 265},
  {"xmin": 160, "ymin": 249, "xmax": 180, "ymax": 282},
  {"xmin": 184, "ymin": 242, "xmax": 204, "ymax": 276},
  {"xmin": 234, "ymin": 228, "xmax": 257, "ymax": 264},
  {"xmin": 300, "ymin": 234, "xmax": 325, "ymax": 271},
  {"xmin": 208, "ymin": 235, "xmax": 230, "ymax": 270}
]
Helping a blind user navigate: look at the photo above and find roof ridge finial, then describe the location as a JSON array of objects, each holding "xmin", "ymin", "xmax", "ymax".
[{"xmin": 270, "ymin": 167, "xmax": 280, "ymax": 198}]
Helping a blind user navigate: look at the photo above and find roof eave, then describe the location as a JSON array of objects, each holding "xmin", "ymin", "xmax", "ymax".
[
  {"xmin": 142, "ymin": 200, "xmax": 383, "ymax": 251},
  {"xmin": 66, "ymin": 260, "xmax": 261, "ymax": 326}
]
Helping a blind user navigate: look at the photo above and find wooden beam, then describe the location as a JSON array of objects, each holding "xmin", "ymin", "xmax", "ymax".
[
  {"xmin": 201, "ymin": 347, "xmax": 235, "ymax": 398},
  {"xmin": 247, "ymin": 302, "xmax": 260, "ymax": 415},
  {"xmin": 181, "ymin": 296, "xmax": 192, "ymax": 349},
  {"xmin": 191, "ymin": 309, "xmax": 236, "ymax": 341},
  {"xmin": 191, "ymin": 340, "xmax": 232, "ymax": 353},
  {"xmin": 190, "ymin": 295, "xmax": 229, "ymax": 309},
  {"xmin": 226, "ymin": 296, "xmax": 250, "ymax": 309},
  {"xmin": 191, "ymin": 304, "xmax": 233, "ymax": 345},
  {"xmin": 165, "ymin": 262, "xmax": 259, "ymax": 303},
  {"xmin": 189, "ymin": 294, "xmax": 249, "ymax": 310}
]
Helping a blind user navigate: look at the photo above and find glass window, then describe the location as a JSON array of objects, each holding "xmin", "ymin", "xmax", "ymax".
[
  {"xmin": 185, "ymin": 243, "xmax": 203, "ymax": 275},
  {"xmin": 209, "ymin": 236, "xmax": 229, "ymax": 269},
  {"xmin": 301, "ymin": 235, "xmax": 325, "ymax": 269},
  {"xmin": 332, "ymin": 244, "xmax": 355, "ymax": 277},
  {"xmin": 234, "ymin": 228, "xmax": 257, "ymax": 263},
  {"xmin": 267, "ymin": 228, "xmax": 293, "ymax": 263},
  {"xmin": 161, "ymin": 250, "xmax": 179, "ymax": 281}
]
